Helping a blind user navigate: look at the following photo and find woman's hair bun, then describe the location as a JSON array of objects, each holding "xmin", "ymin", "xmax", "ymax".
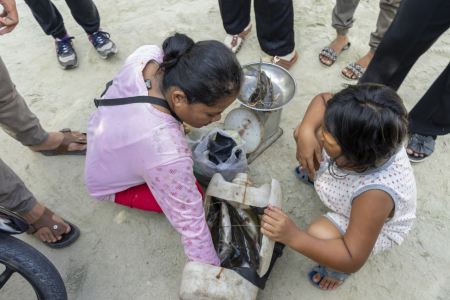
[{"xmin": 160, "ymin": 33, "xmax": 195, "ymax": 70}]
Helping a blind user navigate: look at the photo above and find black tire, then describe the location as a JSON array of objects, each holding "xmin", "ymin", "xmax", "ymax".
[{"xmin": 0, "ymin": 234, "xmax": 67, "ymax": 300}]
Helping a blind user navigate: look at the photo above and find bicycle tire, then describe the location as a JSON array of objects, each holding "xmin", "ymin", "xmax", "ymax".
[{"xmin": 0, "ymin": 234, "xmax": 67, "ymax": 300}]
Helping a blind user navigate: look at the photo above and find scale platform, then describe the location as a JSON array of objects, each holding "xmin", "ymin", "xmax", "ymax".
[{"xmin": 224, "ymin": 62, "xmax": 297, "ymax": 164}]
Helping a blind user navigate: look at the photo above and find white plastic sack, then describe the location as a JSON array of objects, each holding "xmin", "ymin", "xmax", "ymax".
[{"xmin": 186, "ymin": 127, "xmax": 248, "ymax": 183}]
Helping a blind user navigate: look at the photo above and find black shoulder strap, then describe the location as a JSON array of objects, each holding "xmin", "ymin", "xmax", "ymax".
[{"xmin": 94, "ymin": 80, "xmax": 182, "ymax": 123}]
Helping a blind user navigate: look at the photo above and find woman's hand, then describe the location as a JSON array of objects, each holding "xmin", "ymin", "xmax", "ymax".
[
  {"xmin": 295, "ymin": 125, "xmax": 323, "ymax": 177},
  {"xmin": 0, "ymin": 0, "xmax": 19, "ymax": 35},
  {"xmin": 261, "ymin": 204, "xmax": 300, "ymax": 247}
]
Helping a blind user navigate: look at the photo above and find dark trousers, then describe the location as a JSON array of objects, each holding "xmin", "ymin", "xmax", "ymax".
[
  {"xmin": 219, "ymin": 0, "xmax": 295, "ymax": 56},
  {"xmin": 24, "ymin": 0, "xmax": 101, "ymax": 39},
  {"xmin": 359, "ymin": 0, "xmax": 450, "ymax": 136}
]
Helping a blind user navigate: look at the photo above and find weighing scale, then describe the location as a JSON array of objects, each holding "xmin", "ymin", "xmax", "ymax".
[{"xmin": 224, "ymin": 62, "xmax": 297, "ymax": 164}]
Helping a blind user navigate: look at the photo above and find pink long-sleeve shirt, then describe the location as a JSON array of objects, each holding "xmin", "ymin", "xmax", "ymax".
[{"xmin": 84, "ymin": 45, "xmax": 220, "ymax": 266}]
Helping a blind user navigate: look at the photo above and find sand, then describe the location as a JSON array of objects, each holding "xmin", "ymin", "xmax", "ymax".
[{"xmin": 0, "ymin": 0, "xmax": 449, "ymax": 299}]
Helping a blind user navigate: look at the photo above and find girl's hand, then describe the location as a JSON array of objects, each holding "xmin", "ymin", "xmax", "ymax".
[
  {"xmin": 295, "ymin": 126, "xmax": 323, "ymax": 177},
  {"xmin": 261, "ymin": 204, "xmax": 300, "ymax": 247}
]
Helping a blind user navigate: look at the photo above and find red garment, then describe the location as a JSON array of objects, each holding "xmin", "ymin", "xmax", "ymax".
[{"xmin": 115, "ymin": 182, "xmax": 204, "ymax": 213}]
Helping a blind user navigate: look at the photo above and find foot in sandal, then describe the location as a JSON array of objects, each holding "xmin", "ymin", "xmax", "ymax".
[
  {"xmin": 28, "ymin": 128, "xmax": 87, "ymax": 156},
  {"xmin": 309, "ymin": 265, "xmax": 351, "ymax": 290},
  {"xmin": 319, "ymin": 34, "xmax": 350, "ymax": 67},
  {"xmin": 21, "ymin": 201, "xmax": 79, "ymax": 248},
  {"xmin": 271, "ymin": 50, "xmax": 299, "ymax": 70},
  {"xmin": 223, "ymin": 23, "xmax": 252, "ymax": 54},
  {"xmin": 342, "ymin": 51, "xmax": 374, "ymax": 80}
]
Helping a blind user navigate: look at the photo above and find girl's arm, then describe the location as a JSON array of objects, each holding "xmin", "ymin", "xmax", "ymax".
[
  {"xmin": 262, "ymin": 190, "xmax": 394, "ymax": 273},
  {"xmin": 296, "ymin": 93, "xmax": 332, "ymax": 176},
  {"xmin": 143, "ymin": 158, "xmax": 220, "ymax": 266}
]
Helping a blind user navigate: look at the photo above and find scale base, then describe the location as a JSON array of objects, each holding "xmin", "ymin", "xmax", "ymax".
[{"xmin": 247, "ymin": 127, "xmax": 283, "ymax": 164}]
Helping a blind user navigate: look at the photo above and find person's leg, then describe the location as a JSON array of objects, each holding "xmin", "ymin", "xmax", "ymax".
[
  {"xmin": 0, "ymin": 56, "xmax": 87, "ymax": 152},
  {"xmin": 219, "ymin": 0, "xmax": 251, "ymax": 36},
  {"xmin": 24, "ymin": 0, "xmax": 67, "ymax": 39},
  {"xmin": 359, "ymin": 0, "xmax": 450, "ymax": 90},
  {"xmin": 342, "ymin": 0, "xmax": 401, "ymax": 79},
  {"xmin": 368, "ymin": 0, "xmax": 402, "ymax": 54},
  {"xmin": 0, "ymin": 157, "xmax": 70, "ymax": 243},
  {"xmin": 64, "ymin": 0, "xmax": 100, "ymax": 35},
  {"xmin": 0, "ymin": 55, "xmax": 48, "ymax": 146},
  {"xmin": 64, "ymin": 0, "xmax": 117, "ymax": 59},
  {"xmin": 220, "ymin": 0, "xmax": 252, "ymax": 54},
  {"xmin": 406, "ymin": 62, "xmax": 450, "ymax": 157},
  {"xmin": 114, "ymin": 182, "xmax": 204, "ymax": 213},
  {"xmin": 319, "ymin": 0, "xmax": 358, "ymax": 66},
  {"xmin": 306, "ymin": 216, "xmax": 346, "ymax": 290},
  {"xmin": 254, "ymin": 0, "xmax": 295, "ymax": 57},
  {"xmin": 24, "ymin": 0, "xmax": 78, "ymax": 69}
]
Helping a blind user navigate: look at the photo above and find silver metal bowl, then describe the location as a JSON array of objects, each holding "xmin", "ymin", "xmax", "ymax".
[{"xmin": 237, "ymin": 62, "xmax": 297, "ymax": 111}]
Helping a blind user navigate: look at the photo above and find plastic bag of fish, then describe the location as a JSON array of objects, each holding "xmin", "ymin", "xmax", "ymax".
[{"xmin": 207, "ymin": 197, "xmax": 261, "ymax": 270}]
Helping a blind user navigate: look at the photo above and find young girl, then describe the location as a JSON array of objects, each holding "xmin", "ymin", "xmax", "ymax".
[
  {"xmin": 84, "ymin": 33, "xmax": 242, "ymax": 266},
  {"xmin": 261, "ymin": 84, "xmax": 416, "ymax": 290}
]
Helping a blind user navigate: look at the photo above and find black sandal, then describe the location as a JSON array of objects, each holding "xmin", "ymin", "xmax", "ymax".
[
  {"xmin": 26, "ymin": 207, "xmax": 80, "ymax": 248},
  {"xmin": 406, "ymin": 133, "xmax": 436, "ymax": 163}
]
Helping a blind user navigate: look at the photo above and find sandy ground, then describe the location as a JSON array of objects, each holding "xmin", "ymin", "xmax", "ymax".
[{"xmin": 0, "ymin": 0, "xmax": 449, "ymax": 299}]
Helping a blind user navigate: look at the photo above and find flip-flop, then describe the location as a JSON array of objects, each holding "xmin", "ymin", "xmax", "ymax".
[
  {"xmin": 319, "ymin": 42, "xmax": 351, "ymax": 67},
  {"xmin": 294, "ymin": 166, "xmax": 314, "ymax": 187},
  {"xmin": 40, "ymin": 128, "xmax": 87, "ymax": 156},
  {"xmin": 406, "ymin": 133, "xmax": 436, "ymax": 163},
  {"xmin": 26, "ymin": 207, "xmax": 80, "ymax": 248},
  {"xmin": 308, "ymin": 265, "xmax": 351, "ymax": 290}
]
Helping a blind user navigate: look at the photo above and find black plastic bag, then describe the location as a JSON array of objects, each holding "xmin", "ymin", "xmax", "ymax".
[{"xmin": 208, "ymin": 132, "xmax": 242, "ymax": 165}]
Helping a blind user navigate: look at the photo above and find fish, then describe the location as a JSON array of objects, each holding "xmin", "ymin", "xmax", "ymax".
[
  {"xmin": 221, "ymin": 202, "xmax": 232, "ymax": 244},
  {"xmin": 225, "ymin": 202, "xmax": 261, "ymax": 270},
  {"xmin": 207, "ymin": 199, "xmax": 221, "ymax": 253},
  {"xmin": 244, "ymin": 61, "xmax": 277, "ymax": 109},
  {"xmin": 236, "ymin": 208, "xmax": 260, "ymax": 244},
  {"xmin": 247, "ymin": 59, "xmax": 266, "ymax": 106}
]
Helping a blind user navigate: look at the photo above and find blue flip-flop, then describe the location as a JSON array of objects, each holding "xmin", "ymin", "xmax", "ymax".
[
  {"xmin": 308, "ymin": 265, "xmax": 351, "ymax": 290},
  {"xmin": 294, "ymin": 166, "xmax": 314, "ymax": 187}
]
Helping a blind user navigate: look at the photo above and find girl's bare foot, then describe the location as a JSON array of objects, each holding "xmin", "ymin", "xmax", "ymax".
[
  {"xmin": 28, "ymin": 131, "xmax": 87, "ymax": 152},
  {"xmin": 342, "ymin": 51, "xmax": 374, "ymax": 79},
  {"xmin": 21, "ymin": 202, "xmax": 71, "ymax": 244},
  {"xmin": 312, "ymin": 267, "xmax": 344, "ymax": 290},
  {"xmin": 319, "ymin": 34, "xmax": 349, "ymax": 66}
]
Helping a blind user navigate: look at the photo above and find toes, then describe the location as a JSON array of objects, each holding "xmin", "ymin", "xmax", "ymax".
[
  {"xmin": 68, "ymin": 142, "xmax": 87, "ymax": 152},
  {"xmin": 414, "ymin": 152, "xmax": 419, "ymax": 157},
  {"xmin": 332, "ymin": 280, "xmax": 341, "ymax": 290},
  {"xmin": 406, "ymin": 148, "xmax": 413, "ymax": 154},
  {"xmin": 313, "ymin": 272, "xmax": 321, "ymax": 283},
  {"xmin": 38, "ymin": 233, "xmax": 46, "ymax": 242},
  {"xmin": 52, "ymin": 214, "xmax": 71, "ymax": 234}
]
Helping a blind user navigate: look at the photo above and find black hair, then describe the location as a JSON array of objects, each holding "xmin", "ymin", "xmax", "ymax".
[
  {"xmin": 324, "ymin": 83, "xmax": 408, "ymax": 174},
  {"xmin": 158, "ymin": 33, "xmax": 243, "ymax": 106}
]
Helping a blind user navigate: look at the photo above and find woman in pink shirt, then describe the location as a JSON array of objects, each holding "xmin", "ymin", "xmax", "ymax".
[{"xmin": 85, "ymin": 33, "xmax": 243, "ymax": 266}]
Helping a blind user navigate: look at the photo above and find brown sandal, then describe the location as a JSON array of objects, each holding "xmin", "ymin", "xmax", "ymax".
[
  {"xmin": 40, "ymin": 128, "xmax": 87, "ymax": 156},
  {"xmin": 271, "ymin": 51, "xmax": 299, "ymax": 70},
  {"xmin": 25, "ymin": 207, "xmax": 80, "ymax": 248},
  {"xmin": 230, "ymin": 24, "xmax": 252, "ymax": 54}
]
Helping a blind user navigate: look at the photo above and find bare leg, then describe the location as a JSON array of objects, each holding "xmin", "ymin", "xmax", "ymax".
[
  {"xmin": 306, "ymin": 217, "xmax": 346, "ymax": 290},
  {"xmin": 319, "ymin": 34, "xmax": 349, "ymax": 66}
]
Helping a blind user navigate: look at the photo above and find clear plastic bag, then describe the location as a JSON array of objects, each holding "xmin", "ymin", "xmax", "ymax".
[{"xmin": 186, "ymin": 127, "xmax": 248, "ymax": 184}]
